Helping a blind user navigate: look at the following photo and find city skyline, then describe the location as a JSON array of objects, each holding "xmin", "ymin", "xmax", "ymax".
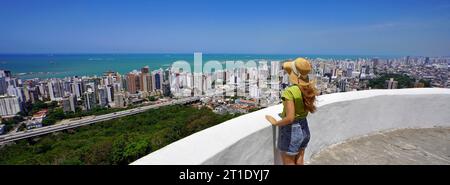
[
  {"xmin": 1, "ymin": 54, "xmax": 447, "ymax": 144},
  {"xmin": 1, "ymin": 0, "xmax": 449, "ymax": 56},
  {"xmin": 1, "ymin": 0, "xmax": 450, "ymax": 168}
]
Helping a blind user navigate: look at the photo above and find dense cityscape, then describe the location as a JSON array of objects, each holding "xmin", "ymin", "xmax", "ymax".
[
  {"xmin": 0, "ymin": 0, "xmax": 449, "ymax": 179},
  {"xmin": 0, "ymin": 55, "xmax": 449, "ymax": 137}
]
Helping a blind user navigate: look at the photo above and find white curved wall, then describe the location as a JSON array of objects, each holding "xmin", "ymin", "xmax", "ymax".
[{"xmin": 131, "ymin": 88, "xmax": 450, "ymax": 165}]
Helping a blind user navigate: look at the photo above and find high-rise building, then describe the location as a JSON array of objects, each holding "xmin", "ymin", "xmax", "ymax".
[
  {"xmin": 7, "ymin": 86, "xmax": 24, "ymax": 103},
  {"xmin": 205, "ymin": 73, "xmax": 213, "ymax": 90},
  {"xmin": 84, "ymin": 89, "xmax": 96, "ymax": 110},
  {"xmin": 425, "ymin": 57, "xmax": 430, "ymax": 65},
  {"xmin": 0, "ymin": 77, "xmax": 7, "ymax": 95},
  {"xmin": 48, "ymin": 80, "xmax": 63, "ymax": 101},
  {"xmin": 113, "ymin": 93, "xmax": 126, "ymax": 108},
  {"xmin": 385, "ymin": 78, "xmax": 398, "ymax": 89},
  {"xmin": 62, "ymin": 81, "xmax": 71, "ymax": 96},
  {"xmin": 249, "ymin": 83, "xmax": 259, "ymax": 98},
  {"xmin": 6, "ymin": 77, "xmax": 19, "ymax": 88},
  {"xmin": 106, "ymin": 85, "xmax": 114, "ymax": 103},
  {"xmin": 127, "ymin": 72, "xmax": 140, "ymax": 94},
  {"xmin": 121, "ymin": 77, "xmax": 128, "ymax": 92},
  {"xmin": 141, "ymin": 66, "xmax": 149, "ymax": 74},
  {"xmin": 62, "ymin": 94, "xmax": 77, "ymax": 113},
  {"xmin": 37, "ymin": 82, "xmax": 47, "ymax": 100},
  {"xmin": 270, "ymin": 61, "xmax": 280, "ymax": 77},
  {"xmin": 152, "ymin": 70, "xmax": 164, "ymax": 91},
  {"xmin": 22, "ymin": 83, "xmax": 31, "ymax": 103},
  {"xmin": 0, "ymin": 70, "xmax": 11, "ymax": 78},
  {"xmin": 112, "ymin": 82, "xmax": 121, "ymax": 93},
  {"xmin": 0, "ymin": 95, "xmax": 22, "ymax": 116},
  {"xmin": 372, "ymin": 58, "xmax": 379, "ymax": 74},
  {"xmin": 97, "ymin": 86, "xmax": 108, "ymax": 107},
  {"xmin": 164, "ymin": 68, "xmax": 170, "ymax": 82},
  {"xmin": 102, "ymin": 71, "xmax": 117, "ymax": 86},
  {"xmin": 331, "ymin": 67, "xmax": 337, "ymax": 77},
  {"xmin": 69, "ymin": 94, "xmax": 77, "ymax": 112},
  {"xmin": 71, "ymin": 79, "xmax": 82, "ymax": 98},
  {"xmin": 154, "ymin": 72, "xmax": 161, "ymax": 90},
  {"xmin": 28, "ymin": 87, "xmax": 40, "ymax": 103},
  {"xmin": 140, "ymin": 66, "xmax": 152, "ymax": 93},
  {"xmin": 162, "ymin": 81, "xmax": 171, "ymax": 97},
  {"xmin": 258, "ymin": 61, "xmax": 269, "ymax": 84},
  {"xmin": 193, "ymin": 73, "xmax": 203, "ymax": 96},
  {"xmin": 339, "ymin": 79, "xmax": 347, "ymax": 92}
]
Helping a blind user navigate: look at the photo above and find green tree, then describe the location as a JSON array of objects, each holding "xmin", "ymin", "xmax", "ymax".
[
  {"xmin": 0, "ymin": 105, "xmax": 240, "ymax": 165},
  {"xmin": 148, "ymin": 96, "xmax": 157, "ymax": 101},
  {"xmin": 419, "ymin": 79, "xmax": 431, "ymax": 87},
  {"xmin": 369, "ymin": 73, "xmax": 415, "ymax": 89}
]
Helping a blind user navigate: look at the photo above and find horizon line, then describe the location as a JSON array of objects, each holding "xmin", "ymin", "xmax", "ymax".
[{"xmin": 0, "ymin": 52, "xmax": 444, "ymax": 58}]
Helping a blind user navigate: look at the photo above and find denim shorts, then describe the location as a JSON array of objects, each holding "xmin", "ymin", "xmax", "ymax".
[{"xmin": 277, "ymin": 118, "xmax": 311, "ymax": 156}]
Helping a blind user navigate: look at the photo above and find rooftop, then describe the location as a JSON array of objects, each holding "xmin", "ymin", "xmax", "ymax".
[
  {"xmin": 32, "ymin": 109, "xmax": 48, "ymax": 118},
  {"xmin": 309, "ymin": 127, "xmax": 450, "ymax": 165},
  {"xmin": 131, "ymin": 88, "xmax": 450, "ymax": 165}
]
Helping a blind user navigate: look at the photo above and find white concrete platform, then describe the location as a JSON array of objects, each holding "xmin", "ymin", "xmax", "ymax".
[
  {"xmin": 131, "ymin": 88, "xmax": 450, "ymax": 165},
  {"xmin": 310, "ymin": 127, "xmax": 450, "ymax": 165}
]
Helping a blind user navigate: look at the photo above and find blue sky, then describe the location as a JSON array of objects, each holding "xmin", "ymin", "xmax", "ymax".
[{"xmin": 0, "ymin": 0, "xmax": 449, "ymax": 56}]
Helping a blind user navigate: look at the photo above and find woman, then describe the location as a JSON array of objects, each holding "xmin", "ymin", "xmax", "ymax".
[{"xmin": 265, "ymin": 58, "xmax": 318, "ymax": 165}]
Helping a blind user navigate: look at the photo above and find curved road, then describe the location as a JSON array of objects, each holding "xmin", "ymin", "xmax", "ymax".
[{"xmin": 0, "ymin": 96, "xmax": 201, "ymax": 144}]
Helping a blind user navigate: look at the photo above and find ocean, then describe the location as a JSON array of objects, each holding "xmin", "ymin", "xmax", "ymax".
[{"xmin": 0, "ymin": 54, "xmax": 388, "ymax": 79}]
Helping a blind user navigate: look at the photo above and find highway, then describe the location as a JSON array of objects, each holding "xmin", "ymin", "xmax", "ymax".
[{"xmin": 0, "ymin": 96, "xmax": 201, "ymax": 144}]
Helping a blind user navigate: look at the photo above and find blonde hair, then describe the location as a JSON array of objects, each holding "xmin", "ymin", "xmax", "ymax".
[{"xmin": 296, "ymin": 76, "xmax": 319, "ymax": 113}]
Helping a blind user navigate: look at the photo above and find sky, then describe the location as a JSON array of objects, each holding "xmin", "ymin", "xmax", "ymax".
[{"xmin": 0, "ymin": 0, "xmax": 449, "ymax": 56}]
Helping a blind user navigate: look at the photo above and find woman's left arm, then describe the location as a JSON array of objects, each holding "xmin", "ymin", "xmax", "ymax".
[{"xmin": 265, "ymin": 100, "xmax": 296, "ymax": 126}]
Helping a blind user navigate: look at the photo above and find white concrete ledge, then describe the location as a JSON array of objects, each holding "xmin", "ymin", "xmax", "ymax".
[{"xmin": 131, "ymin": 88, "xmax": 450, "ymax": 165}]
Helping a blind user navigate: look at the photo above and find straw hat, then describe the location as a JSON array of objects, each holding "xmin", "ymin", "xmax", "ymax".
[{"xmin": 283, "ymin": 58, "xmax": 313, "ymax": 86}]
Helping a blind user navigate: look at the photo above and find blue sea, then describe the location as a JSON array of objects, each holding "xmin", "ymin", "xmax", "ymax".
[{"xmin": 0, "ymin": 54, "xmax": 390, "ymax": 79}]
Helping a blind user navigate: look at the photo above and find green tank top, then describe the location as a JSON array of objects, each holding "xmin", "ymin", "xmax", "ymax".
[{"xmin": 280, "ymin": 85, "xmax": 308, "ymax": 119}]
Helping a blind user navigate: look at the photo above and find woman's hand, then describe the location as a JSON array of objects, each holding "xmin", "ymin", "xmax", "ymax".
[{"xmin": 265, "ymin": 115, "xmax": 278, "ymax": 126}]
